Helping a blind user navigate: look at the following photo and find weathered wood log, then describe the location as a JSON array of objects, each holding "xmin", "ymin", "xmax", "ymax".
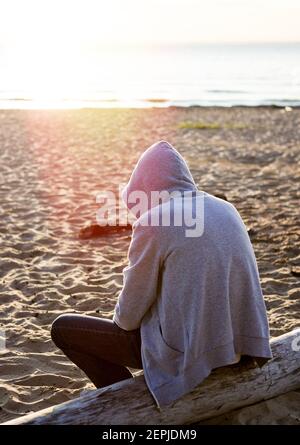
[{"xmin": 3, "ymin": 328, "xmax": 300, "ymax": 425}]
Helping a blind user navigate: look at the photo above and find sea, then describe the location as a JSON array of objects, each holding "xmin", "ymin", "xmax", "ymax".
[{"xmin": 0, "ymin": 42, "xmax": 299, "ymax": 108}]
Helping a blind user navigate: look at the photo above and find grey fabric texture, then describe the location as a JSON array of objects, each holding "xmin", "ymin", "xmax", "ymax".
[{"xmin": 113, "ymin": 141, "xmax": 272, "ymax": 407}]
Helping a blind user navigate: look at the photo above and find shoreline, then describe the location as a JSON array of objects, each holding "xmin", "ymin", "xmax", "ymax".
[{"xmin": 0, "ymin": 104, "xmax": 300, "ymax": 111}]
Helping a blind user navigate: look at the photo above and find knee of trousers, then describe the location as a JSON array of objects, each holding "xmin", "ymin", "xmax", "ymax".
[{"xmin": 50, "ymin": 314, "xmax": 70, "ymax": 349}]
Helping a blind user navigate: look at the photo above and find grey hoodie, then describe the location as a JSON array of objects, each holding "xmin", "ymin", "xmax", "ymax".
[{"xmin": 113, "ymin": 140, "xmax": 272, "ymax": 407}]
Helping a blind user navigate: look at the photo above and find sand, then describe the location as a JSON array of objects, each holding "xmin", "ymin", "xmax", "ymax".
[{"xmin": 0, "ymin": 107, "xmax": 299, "ymax": 424}]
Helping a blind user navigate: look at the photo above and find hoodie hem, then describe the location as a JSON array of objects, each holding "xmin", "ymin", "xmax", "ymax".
[{"xmin": 143, "ymin": 335, "xmax": 272, "ymax": 407}]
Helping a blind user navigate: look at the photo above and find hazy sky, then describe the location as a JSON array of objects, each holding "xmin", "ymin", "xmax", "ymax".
[{"xmin": 0, "ymin": 0, "xmax": 300, "ymax": 48}]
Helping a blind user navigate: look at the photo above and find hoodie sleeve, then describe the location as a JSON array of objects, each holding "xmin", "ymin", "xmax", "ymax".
[{"xmin": 113, "ymin": 223, "xmax": 162, "ymax": 331}]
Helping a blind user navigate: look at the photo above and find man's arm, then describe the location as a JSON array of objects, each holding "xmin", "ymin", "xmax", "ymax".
[{"xmin": 113, "ymin": 223, "xmax": 162, "ymax": 331}]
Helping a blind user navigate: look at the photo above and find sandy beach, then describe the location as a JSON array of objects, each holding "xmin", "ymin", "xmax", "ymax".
[{"xmin": 0, "ymin": 106, "xmax": 299, "ymax": 424}]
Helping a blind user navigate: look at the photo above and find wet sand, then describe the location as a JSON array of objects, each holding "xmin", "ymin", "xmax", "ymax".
[{"xmin": 0, "ymin": 107, "xmax": 299, "ymax": 424}]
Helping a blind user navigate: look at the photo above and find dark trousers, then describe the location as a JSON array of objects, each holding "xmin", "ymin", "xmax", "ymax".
[{"xmin": 51, "ymin": 314, "xmax": 143, "ymax": 388}]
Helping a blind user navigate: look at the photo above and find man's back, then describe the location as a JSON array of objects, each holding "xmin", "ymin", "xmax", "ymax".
[{"xmin": 113, "ymin": 141, "xmax": 272, "ymax": 407}]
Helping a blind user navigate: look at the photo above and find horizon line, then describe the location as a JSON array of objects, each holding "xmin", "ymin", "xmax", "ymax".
[{"xmin": 1, "ymin": 40, "xmax": 300, "ymax": 49}]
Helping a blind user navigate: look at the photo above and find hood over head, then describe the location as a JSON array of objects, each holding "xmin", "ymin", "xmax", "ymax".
[{"xmin": 122, "ymin": 141, "xmax": 197, "ymax": 215}]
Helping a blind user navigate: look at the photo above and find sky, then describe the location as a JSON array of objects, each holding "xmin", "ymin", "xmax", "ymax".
[
  {"xmin": 0, "ymin": 0, "xmax": 299, "ymax": 105},
  {"xmin": 0, "ymin": 0, "xmax": 300, "ymax": 49}
]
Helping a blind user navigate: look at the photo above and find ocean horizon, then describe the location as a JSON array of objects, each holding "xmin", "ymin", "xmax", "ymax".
[{"xmin": 1, "ymin": 42, "xmax": 300, "ymax": 109}]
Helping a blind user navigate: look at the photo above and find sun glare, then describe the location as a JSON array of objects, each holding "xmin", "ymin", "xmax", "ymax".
[
  {"xmin": 1, "ymin": 0, "xmax": 300, "ymax": 107},
  {"xmin": 1, "ymin": 0, "xmax": 142, "ymax": 106}
]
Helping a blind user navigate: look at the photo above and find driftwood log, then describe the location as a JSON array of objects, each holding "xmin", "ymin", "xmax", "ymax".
[{"xmin": 3, "ymin": 328, "xmax": 300, "ymax": 425}]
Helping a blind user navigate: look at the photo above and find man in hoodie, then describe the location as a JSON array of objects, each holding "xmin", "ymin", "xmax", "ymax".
[{"xmin": 51, "ymin": 141, "xmax": 272, "ymax": 408}]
